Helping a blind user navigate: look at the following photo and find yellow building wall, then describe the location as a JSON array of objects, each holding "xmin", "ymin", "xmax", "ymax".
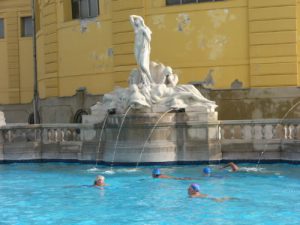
[
  {"xmin": 36, "ymin": 0, "xmax": 114, "ymax": 97},
  {"xmin": 147, "ymin": 0, "xmax": 249, "ymax": 88},
  {"xmin": 297, "ymin": 0, "xmax": 300, "ymax": 86},
  {"xmin": 248, "ymin": 0, "xmax": 298, "ymax": 87},
  {"xmin": 1, "ymin": 0, "xmax": 300, "ymax": 104},
  {"xmin": 0, "ymin": 0, "xmax": 34, "ymax": 104},
  {"xmin": 37, "ymin": 0, "xmax": 59, "ymax": 98},
  {"xmin": 0, "ymin": 40, "xmax": 9, "ymax": 103},
  {"xmin": 19, "ymin": 38, "xmax": 34, "ymax": 103}
]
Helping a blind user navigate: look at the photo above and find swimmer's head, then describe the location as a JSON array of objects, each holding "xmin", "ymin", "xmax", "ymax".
[
  {"xmin": 94, "ymin": 175, "xmax": 105, "ymax": 185},
  {"xmin": 203, "ymin": 167, "xmax": 212, "ymax": 175},
  {"xmin": 96, "ymin": 175, "xmax": 105, "ymax": 181},
  {"xmin": 189, "ymin": 183, "xmax": 200, "ymax": 194},
  {"xmin": 152, "ymin": 168, "xmax": 161, "ymax": 177},
  {"xmin": 94, "ymin": 175, "xmax": 105, "ymax": 186}
]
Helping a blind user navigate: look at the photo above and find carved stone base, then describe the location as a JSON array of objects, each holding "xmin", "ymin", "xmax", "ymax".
[{"xmin": 102, "ymin": 111, "xmax": 221, "ymax": 163}]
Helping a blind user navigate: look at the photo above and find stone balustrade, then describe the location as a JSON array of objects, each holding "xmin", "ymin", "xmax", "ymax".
[
  {"xmin": 0, "ymin": 123, "xmax": 97, "ymax": 143},
  {"xmin": 0, "ymin": 119, "xmax": 299, "ymax": 163},
  {"xmin": 219, "ymin": 119, "xmax": 300, "ymax": 141},
  {"xmin": 219, "ymin": 119, "xmax": 300, "ymax": 161}
]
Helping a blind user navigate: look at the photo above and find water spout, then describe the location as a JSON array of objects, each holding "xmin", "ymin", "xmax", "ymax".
[
  {"xmin": 95, "ymin": 112, "xmax": 109, "ymax": 167},
  {"xmin": 110, "ymin": 105, "xmax": 133, "ymax": 168},
  {"xmin": 135, "ymin": 109, "xmax": 173, "ymax": 168}
]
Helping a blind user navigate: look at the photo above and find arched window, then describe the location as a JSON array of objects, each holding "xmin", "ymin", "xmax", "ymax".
[{"xmin": 73, "ymin": 109, "xmax": 89, "ymax": 123}]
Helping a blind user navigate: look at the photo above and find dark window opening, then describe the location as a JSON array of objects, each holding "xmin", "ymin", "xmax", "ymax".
[
  {"xmin": 0, "ymin": 18, "xmax": 4, "ymax": 39},
  {"xmin": 73, "ymin": 109, "xmax": 89, "ymax": 123},
  {"xmin": 28, "ymin": 112, "xmax": 40, "ymax": 124},
  {"xmin": 72, "ymin": 0, "xmax": 99, "ymax": 19},
  {"xmin": 21, "ymin": 16, "xmax": 33, "ymax": 37}
]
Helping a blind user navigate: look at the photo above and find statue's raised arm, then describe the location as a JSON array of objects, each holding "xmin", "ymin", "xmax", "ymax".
[{"xmin": 129, "ymin": 15, "xmax": 153, "ymax": 86}]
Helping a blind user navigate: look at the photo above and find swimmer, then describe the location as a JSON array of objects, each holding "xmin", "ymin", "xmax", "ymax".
[
  {"xmin": 203, "ymin": 167, "xmax": 212, "ymax": 176},
  {"xmin": 220, "ymin": 162, "xmax": 239, "ymax": 172},
  {"xmin": 202, "ymin": 167, "xmax": 224, "ymax": 179},
  {"xmin": 188, "ymin": 183, "xmax": 208, "ymax": 198},
  {"xmin": 188, "ymin": 183, "xmax": 237, "ymax": 202},
  {"xmin": 152, "ymin": 168, "xmax": 195, "ymax": 180},
  {"xmin": 94, "ymin": 175, "xmax": 107, "ymax": 187},
  {"xmin": 152, "ymin": 168, "xmax": 173, "ymax": 179}
]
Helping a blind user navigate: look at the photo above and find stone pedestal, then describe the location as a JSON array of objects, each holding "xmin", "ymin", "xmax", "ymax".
[{"xmin": 102, "ymin": 110, "xmax": 221, "ymax": 163}]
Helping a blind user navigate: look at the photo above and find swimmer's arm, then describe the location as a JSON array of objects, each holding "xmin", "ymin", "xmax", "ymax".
[
  {"xmin": 94, "ymin": 184, "xmax": 108, "ymax": 187},
  {"xmin": 192, "ymin": 193, "xmax": 208, "ymax": 198},
  {"xmin": 219, "ymin": 162, "xmax": 239, "ymax": 171},
  {"xmin": 219, "ymin": 164, "xmax": 230, "ymax": 170},
  {"xmin": 159, "ymin": 175, "xmax": 174, "ymax": 179},
  {"xmin": 173, "ymin": 177, "xmax": 198, "ymax": 180},
  {"xmin": 210, "ymin": 197, "xmax": 239, "ymax": 202}
]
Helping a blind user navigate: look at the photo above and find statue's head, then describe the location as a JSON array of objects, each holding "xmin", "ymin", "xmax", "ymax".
[
  {"xmin": 134, "ymin": 16, "xmax": 145, "ymax": 27},
  {"xmin": 163, "ymin": 66, "xmax": 173, "ymax": 76}
]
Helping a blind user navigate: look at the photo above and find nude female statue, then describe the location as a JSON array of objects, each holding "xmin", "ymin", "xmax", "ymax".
[{"xmin": 129, "ymin": 15, "xmax": 153, "ymax": 86}]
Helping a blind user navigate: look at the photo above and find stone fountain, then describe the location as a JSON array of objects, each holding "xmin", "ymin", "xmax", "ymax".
[{"xmin": 83, "ymin": 15, "xmax": 221, "ymax": 164}]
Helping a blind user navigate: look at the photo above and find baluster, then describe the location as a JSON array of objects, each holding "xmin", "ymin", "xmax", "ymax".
[
  {"xmin": 47, "ymin": 129, "xmax": 52, "ymax": 142},
  {"xmin": 54, "ymin": 129, "xmax": 58, "ymax": 142},
  {"xmin": 264, "ymin": 124, "xmax": 273, "ymax": 140},
  {"xmin": 232, "ymin": 125, "xmax": 240, "ymax": 139},
  {"xmin": 221, "ymin": 125, "xmax": 226, "ymax": 140},
  {"xmin": 8, "ymin": 130, "xmax": 12, "ymax": 143},
  {"xmin": 251, "ymin": 124, "xmax": 255, "ymax": 139},
  {"xmin": 288, "ymin": 124, "xmax": 294, "ymax": 140},
  {"xmin": 261, "ymin": 124, "xmax": 266, "ymax": 140},
  {"xmin": 230, "ymin": 125, "xmax": 234, "ymax": 139},
  {"xmin": 57, "ymin": 128, "xmax": 62, "ymax": 142},
  {"xmin": 274, "ymin": 124, "xmax": 283, "ymax": 139},
  {"xmin": 72, "ymin": 129, "xmax": 77, "ymax": 141},
  {"xmin": 243, "ymin": 125, "xmax": 252, "ymax": 140},
  {"xmin": 254, "ymin": 125, "xmax": 263, "ymax": 140},
  {"xmin": 0, "ymin": 131, "xmax": 3, "ymax": 143},
  {"xmin": 296, "ymin": 125, "xmax": 300, "ymax": 140},
  {"xmin": 240, "ymin": 124, "xmax": 244, "ymax": 139},
  {"xmin": 271, "ymin": 124, "xmax": 276, "ymax": 139},
  {"xmin": 284, "ymin": 125, "xmax": 288, "ymax": 140},
  {"xmin": 223, "ymin": 125, "xmax": 233, "ymax": 139},
  {"xmin": 62, "ymin": 129, "xmax": 65, "ymax": 142}
]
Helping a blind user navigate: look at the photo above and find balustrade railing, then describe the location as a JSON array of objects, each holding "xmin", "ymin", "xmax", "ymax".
[
  {"xmin": 0, "ymin": 119, "xmax": 299, "ymax": 144},
  {"xmin": 218, "ymin": 119, "xmax": 300, "ymax": 141},
  {"xmin": 0, "ymin": 124, "xmax": 97, "ymax": 144}
]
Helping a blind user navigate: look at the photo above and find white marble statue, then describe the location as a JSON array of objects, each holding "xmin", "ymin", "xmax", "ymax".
[
  {"xmin": 0, "ymin": 111, "xmax": 6, "ymax": 127},
  {"xmin": 130, "ymin": 15, "xmax": 153, "ymax": 86},
  {"xmin": 87, "ymin": 15, "xmax": 217, "ymax": 121}
]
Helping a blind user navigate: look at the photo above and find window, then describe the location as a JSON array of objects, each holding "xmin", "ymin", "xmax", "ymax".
[
  {"xmin": 0, "ymin": 18, "xmax": 4, "ymax": 39},
  {"xmin": 21, "ymin": 17, "xmax": 33, "ymax": 37},
  {"xmin": 166, "ymin": 0, "xmax": 224, "ymax": 5},
  {"xmin": 72, "ymin": 0, "xmax": 99, "ymax": 19}
]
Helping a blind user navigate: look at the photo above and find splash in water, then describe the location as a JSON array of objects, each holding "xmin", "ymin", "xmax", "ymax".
[{"xmin": 87, "ymin": 167, "xmax": 101, "ymax": 172}]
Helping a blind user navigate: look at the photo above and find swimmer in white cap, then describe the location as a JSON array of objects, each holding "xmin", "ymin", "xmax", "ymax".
[{"xmin": 93, "ymin": 175, "xmax": 107, "ymax": 187}]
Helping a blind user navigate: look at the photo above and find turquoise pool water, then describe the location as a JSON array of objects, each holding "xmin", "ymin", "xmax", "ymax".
[{"xmin": 0, "ymin": 163, "xmax": 299, "ymax": 225}]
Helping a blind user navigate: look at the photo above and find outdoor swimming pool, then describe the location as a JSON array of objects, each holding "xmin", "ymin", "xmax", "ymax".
[{"xmin": 0, "ymin": 163, "xmax": 299, "ymax": 225}]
